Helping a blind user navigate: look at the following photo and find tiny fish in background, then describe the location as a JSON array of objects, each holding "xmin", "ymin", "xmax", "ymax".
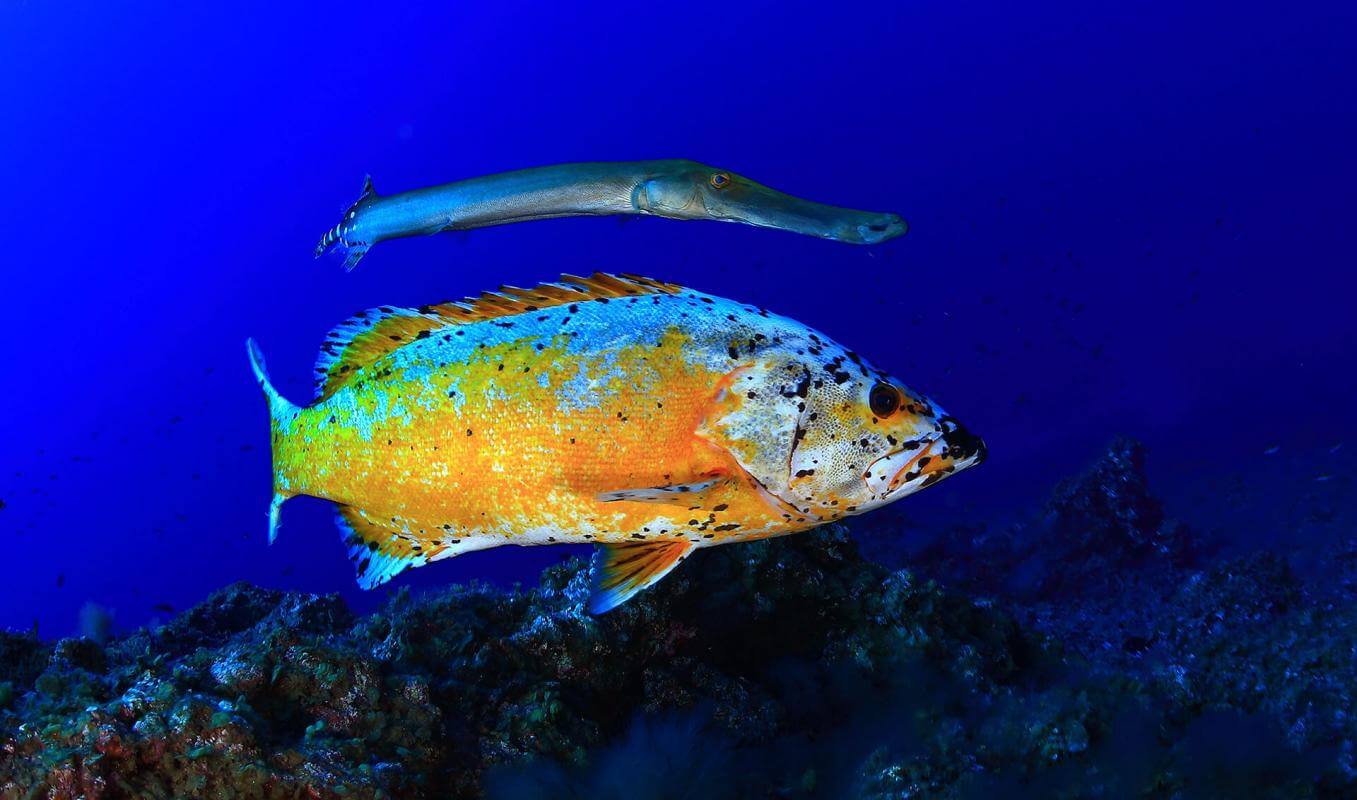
[
  {"xmin": 247, "ymin": 273, "xmax": 983, "ymax": 612},
  {"xmin": 315, "ymin": 161, "xmax": 907, "ymax": 269},
  {"xmin": 1263, "ymin": 445, "xmax": 1281, "ymax": 455}
]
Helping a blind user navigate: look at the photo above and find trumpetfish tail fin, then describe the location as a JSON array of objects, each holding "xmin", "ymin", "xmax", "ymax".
[
  {"xmin": 246, "ymin": 338, "xmax": 301, "ymax": 544},
  {"xmin": 315, "ymin": 175, "xmax": 378, "ymax": 270}
]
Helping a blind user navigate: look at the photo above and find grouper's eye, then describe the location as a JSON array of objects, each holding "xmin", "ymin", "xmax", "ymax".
[
  {"xmin": 709, "ymin": 172, "xmax": 731, "ymax": 189},
  {"xmin": 869, "ymin": 382, "xmax": 902, "ymax": 418}
]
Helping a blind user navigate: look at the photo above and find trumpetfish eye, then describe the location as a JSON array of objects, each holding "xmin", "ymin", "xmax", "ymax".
[
  {"xmin": 709, "ymin": 172, "xmax": 731, "ymax": 189},
  {"xmin": 869, "ymin": 382, "xmax": 902, "ymax": 418}
]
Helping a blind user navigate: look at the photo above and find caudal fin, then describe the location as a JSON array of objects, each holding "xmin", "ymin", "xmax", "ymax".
[
  {"xmin": 246, "ymin": 338, "xmax": 300, "ymax": 544},
  {"xmin": 315, "ymin": 175, "xmax": 378, "ymax": 271}
]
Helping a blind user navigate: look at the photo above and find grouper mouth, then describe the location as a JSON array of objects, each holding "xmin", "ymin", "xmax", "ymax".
[{"xmin": 863, "ymin": 420, "xmax": 987, "ymax": 499}]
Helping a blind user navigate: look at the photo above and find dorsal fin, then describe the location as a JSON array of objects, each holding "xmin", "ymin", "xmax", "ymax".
[
  {"xmin": 419, "ymin": 272, "xmax": 682, "ymax": 324},
  {"xmin": 314, "ymin": 273, "xmax": 683, "ymax": 400}
]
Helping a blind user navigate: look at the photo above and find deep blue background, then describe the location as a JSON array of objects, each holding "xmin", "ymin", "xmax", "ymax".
[{"xmin": 2, "ymin": 0, "xmax": 1353, "ymax": 636}]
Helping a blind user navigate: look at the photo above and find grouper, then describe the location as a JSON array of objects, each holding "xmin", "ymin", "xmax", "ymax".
[{"xmin": 247, "ymin": 273, "xmax": 983, "ymax": 612}]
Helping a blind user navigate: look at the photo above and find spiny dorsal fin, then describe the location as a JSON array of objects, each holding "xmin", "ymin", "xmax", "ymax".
[
  {"xmin": 315, "ymin": 273, "xmax": 683, "ymax": 400},
  {"xmin": 419, "ymin": 272, "xmax": 682, "ymax": 324},
  {"xmin": 587, "ymin": 539, "xmax": 696, "ymax": 614}
]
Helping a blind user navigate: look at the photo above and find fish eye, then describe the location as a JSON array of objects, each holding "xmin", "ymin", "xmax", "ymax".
[
  {"xmin": 869, "ymin": 383, "xmax": 901, "ymax": 418},
  {"xmin": 709, "ymin": 172, "xmax": 731, "ymax": 189}
]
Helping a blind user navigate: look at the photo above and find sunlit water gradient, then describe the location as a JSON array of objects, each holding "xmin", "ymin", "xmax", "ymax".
[{"xmin": 2, "ymin": 0, "xmax": 1353, "ymax": 637}]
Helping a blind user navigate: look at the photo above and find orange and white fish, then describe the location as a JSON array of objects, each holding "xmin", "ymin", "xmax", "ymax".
[{"xmin": 247, "ymin": 273, "xmax": 985, "ymax": 612}]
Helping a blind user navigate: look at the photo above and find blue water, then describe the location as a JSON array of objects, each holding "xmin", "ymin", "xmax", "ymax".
[{"xmin": 2, "ymin": 0, "xmax": 1353, "ymax": 637}]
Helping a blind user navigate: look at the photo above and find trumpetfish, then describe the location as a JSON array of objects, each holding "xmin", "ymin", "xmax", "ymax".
[
  {"xmin": 315, "ymin": 161, "xmax": 907, "ymax": 270},
  {"xmin": 247, "ymin": 273, "xmax": 982, "ymax": 613}
]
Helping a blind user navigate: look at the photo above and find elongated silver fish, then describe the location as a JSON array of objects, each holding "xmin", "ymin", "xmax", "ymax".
[{"xmin": 316, "ymin": 160, "xmax": 907, "ymax": 269}]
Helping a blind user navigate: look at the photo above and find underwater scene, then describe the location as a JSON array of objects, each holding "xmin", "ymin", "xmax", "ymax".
[{"xmin": 3, "ymin": 1, "xmax": 1355, "ymax": 797}]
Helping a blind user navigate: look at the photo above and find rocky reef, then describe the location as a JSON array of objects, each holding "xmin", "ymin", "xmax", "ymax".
[{"xmin": 1, "ymin": 439, "xmax": 1353, "ymax": 798}]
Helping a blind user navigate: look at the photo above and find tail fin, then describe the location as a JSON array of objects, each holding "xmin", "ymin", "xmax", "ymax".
[
  {"xmin": 315, "ymin": 175, "xmax": 378, "ymax": 271},
  {"xmin": 246, "ymin": 338, "xmax": 300, "ymax": 544}
]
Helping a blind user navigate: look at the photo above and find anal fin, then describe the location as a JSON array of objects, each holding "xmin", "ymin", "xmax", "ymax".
[
  {"xmin": 587, "ymin": 540, "xmax": 696, "ymax": 614},
  {"xmin": 337, "ymin": 506, "xmax": 430, "ymax": 590}
]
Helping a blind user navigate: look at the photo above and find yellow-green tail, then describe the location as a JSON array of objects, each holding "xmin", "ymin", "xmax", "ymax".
[{"xmin": 246, "ymin": 338, "xmax": 301, "ymax": 544}]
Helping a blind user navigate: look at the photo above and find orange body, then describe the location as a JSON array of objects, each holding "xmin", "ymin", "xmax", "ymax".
[
  {"xmin": 249, "ymin": 273, "xmax": 984, "ymax": 609},
  {"xmin": 275, "ymin": 326, "xmax": 794, "ymax": 560}
]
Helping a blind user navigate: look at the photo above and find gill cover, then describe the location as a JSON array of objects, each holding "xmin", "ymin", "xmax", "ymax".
[
  {"xmin": 697, "ymin": 359, "xmax": 815, "ymax": 518},
  {"xmin": 632, "ymin": 173, "xmax": 701, "ymax": 216}
]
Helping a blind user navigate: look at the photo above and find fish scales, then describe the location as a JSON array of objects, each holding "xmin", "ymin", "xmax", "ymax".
[
  {"xmin": 280, "ymin": 299, "xmax": 756, "ymax": 548},
  {"xmin": 248, "ymin": 273, "xmax": 986, "ymax": 611}
]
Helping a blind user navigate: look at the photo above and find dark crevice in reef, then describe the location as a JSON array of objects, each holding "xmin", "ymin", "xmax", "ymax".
[{"xmin": 2, "ymin": 438, "xmax": 1355, "ymax": 798}]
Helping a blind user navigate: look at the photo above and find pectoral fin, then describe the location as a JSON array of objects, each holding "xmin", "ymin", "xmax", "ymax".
[
  {"xmin": 587, "ymin": 540, "xmax": 696, "ymax": 614},
  {"xmin": 595, "ymin": 478, "xmax": 731, "ymax": 505}
]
